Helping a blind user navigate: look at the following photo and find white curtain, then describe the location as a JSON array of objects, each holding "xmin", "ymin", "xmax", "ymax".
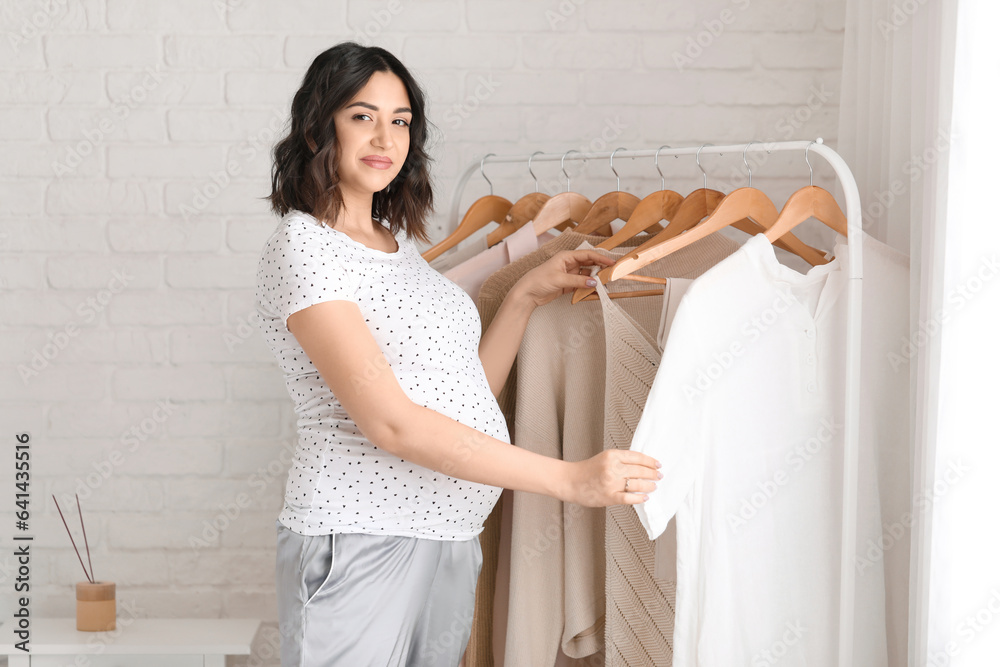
[
  {"xmin": 837, "ymin": 0, "xmax": 1000, "ymax": 666},
  {"xmin": 917, "ymin": 1, "xmax": 1000, "ymax": 665}
]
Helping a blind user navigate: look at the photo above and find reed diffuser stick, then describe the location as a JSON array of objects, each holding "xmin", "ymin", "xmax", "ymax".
[
  {"xmin": 76, "ymin": 493, "xmax": 95, "ymax": 583},
  {"xmin": 53, "ymin": 495, "xmax": 94, "ymax": 584}
]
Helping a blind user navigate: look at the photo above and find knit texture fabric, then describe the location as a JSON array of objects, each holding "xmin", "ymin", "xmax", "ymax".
[{"xmin": 595, "ymin": 272, "xmax": 675, "ymax": 667}]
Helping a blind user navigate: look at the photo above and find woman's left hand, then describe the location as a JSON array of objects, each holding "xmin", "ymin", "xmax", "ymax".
[{"xmin": 515, "ymin": 249, "xmax": 617, "ymax": 308}]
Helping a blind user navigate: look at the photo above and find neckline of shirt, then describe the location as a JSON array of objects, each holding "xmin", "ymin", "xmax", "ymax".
[
  {"xmin": 292, "ymin": 210, "xmax": 408, "ymax": 258},
  {"xmin": 745, "ymin": 232, "xmax": 847, "ymax": 321}
]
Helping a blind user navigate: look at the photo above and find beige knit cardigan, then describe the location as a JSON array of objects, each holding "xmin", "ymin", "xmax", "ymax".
[
  {"xmin": 595, "ymin": 271, "xmax": 680, "ymax": 667},
  {"xmin": 469, "ymin": 231, "xmax": 618, "ymax": 667}
]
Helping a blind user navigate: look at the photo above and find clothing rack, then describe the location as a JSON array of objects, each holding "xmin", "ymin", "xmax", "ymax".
[{"xmin": 450, "ymin": 139, "xmax": 863, "ymax": 667}]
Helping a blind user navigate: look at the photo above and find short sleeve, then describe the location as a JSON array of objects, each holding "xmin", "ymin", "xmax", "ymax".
[
  {"xmin": 631, "ymin": 284, "xmax": 709, "ymax": 540},
  {"xmin": 256, "ymin": 221, "xmax": 361, "ymax": 330}
]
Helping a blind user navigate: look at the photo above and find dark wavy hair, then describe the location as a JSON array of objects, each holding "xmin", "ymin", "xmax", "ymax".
[{"xmin": 268, "ymin": 42, "xmax": 433, "ymax": 244}]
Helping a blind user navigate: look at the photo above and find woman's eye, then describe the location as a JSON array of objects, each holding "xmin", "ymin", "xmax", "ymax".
[
  {"xmin": 353, "ymin": 113, "xmax": 371, "ymax": 121},
  {"xmin": 393, "ymin": 118, "xmax": 410, "ymax": 127}
]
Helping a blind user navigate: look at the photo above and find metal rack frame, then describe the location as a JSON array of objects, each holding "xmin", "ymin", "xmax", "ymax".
[{"xmin": 449, "ymin": 139, "xmax": 863, "ymax": 667}]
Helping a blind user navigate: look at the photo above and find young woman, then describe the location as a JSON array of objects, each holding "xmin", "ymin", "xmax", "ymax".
[{"xmin": 255, "ymin": 42, "xmax": 662, "ymax": 666}]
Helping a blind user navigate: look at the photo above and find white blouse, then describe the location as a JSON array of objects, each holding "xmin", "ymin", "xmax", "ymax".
[{"xmin": 630, "ymin": 233, "xmax": 889, "ymax": 666}]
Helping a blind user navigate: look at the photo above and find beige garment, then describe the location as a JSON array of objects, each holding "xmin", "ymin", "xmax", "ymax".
[
  {"xmin": 503, "ymin": 233, "xmax": 739, "ymax": 667},
  {"xmin": 593, "ymin": 265, "xmax": 686, "ymax": 667},
  {"xmin": 468, "ymin": 230, "xmax": 636, "ymax": 667}
]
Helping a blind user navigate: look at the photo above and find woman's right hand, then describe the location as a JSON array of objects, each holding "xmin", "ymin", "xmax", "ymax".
[{"xmin": 562, "ymin": 449, "xmax": 663, "ymax": 507}]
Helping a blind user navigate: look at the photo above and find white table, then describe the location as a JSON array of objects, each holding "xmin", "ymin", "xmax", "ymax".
[{"xmin": 0, "ymin": 618, "xmax": 261, "ymax": 667}]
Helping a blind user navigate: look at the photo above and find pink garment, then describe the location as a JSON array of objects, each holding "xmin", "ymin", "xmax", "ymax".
[{"xmin": 443, "ymin": 224, "xmax": 557, "ymax": 300}]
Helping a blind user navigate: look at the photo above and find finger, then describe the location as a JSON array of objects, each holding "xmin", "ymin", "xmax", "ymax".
[
  {"xmin": 567, "ymin": 273, "xmax": 600, "ymax": 290},
  {"xmin": 608, "ymin": 451, "xmax": 662, "ymax": 477},
  {"xmin": 556, "ymin": 274, "xmax": 599, "ymax": 296},
  {"xmin": 621, "ymin": 488, "xmax": 650, "ymax": 505},
  {"xmin": 622, "ymin": 477, "xmax": 657, "ymax": 494},
  {"xmin": 626, "ymin": 450, "xmax": 662, "ymax": 471},
  {"xmin": 626, "ymin": 461, "xmax": 663, "ymax": 480},
  {"xmin": 566, "ymin": 249, "xmax": 616, "ymax": 267}
]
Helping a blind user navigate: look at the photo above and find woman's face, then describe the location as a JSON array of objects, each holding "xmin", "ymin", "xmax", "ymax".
[{"xmin": 333, "ymin": 70, "xmax": 412, "ymax": 202}]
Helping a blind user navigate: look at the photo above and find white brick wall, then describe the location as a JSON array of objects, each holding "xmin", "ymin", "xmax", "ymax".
[{"xmin": 0, "ymin": 1, "xmax": 845, "ymax": 663}]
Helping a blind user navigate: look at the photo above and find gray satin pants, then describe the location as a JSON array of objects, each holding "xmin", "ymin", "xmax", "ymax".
[{"xmin": 275, "ymin": 519, "xmax": 482, "ymax": 667}]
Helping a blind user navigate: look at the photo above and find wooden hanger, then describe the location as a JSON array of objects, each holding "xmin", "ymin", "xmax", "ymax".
[
  {"xmin": 533, "ymin": 192, "xmax": 591, "ymax": 234},
  {"xmin": 767, "ymin": 185, "xmax": 847, "ymax": 241},
  {"xmin": 634, "ymin": 145, "xmax": 744, "ymax": 244},
  {"xmin": 487, "ymin": 152, "xmax": 551, "ymax": 245},
  {"xmin": 765, "ymin": 144, "xmax": 849, "ymax": 244},
  {"xmin": 422, "ymin": 154, "xmax": 511, "ymax": 262},
  {"xmin": 573, "ymin": 148, "xmax": 640, "ymax": 237},
  {"xmin": 531, "ymin": 150, "xmax": 593, "ymax": 235},
  {"xmin": 573, "ymin": 144, "xmax": 829, "ymax": 302},
  {"xmin": 596, "ymin": 146, "xmax": 680, "ymax": 251},
  {"xmin": 487, "ymin": 193, "xmax": 549, "ymax": 246},
  {"xmin": 573, "ymin": 186, "xmax": 781, "ymax": 303}
]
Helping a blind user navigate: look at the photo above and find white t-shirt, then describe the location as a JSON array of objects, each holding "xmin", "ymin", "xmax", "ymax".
[
  {"xmin": 255, "ymin": 211, "xmax": 507, "ymax": 540},
  {"xmin": 630, "ymin": 233, "xmax": 888, "ymax": 666}
]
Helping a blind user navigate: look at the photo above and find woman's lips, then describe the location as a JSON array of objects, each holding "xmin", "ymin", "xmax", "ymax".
[{"xmin": 361, "ymin": 156, "xmax": 393, "ymax": 170}]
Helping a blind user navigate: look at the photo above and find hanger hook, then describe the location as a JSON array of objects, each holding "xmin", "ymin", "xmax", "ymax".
[
  {"xmin": 480, "ymin": 153, "xmax": 496, "ymax": 196},
  {"xmin": 696, "ymin": 143, "xmax": 714, "ymax": 190},
  {"xmin": 561, "ymin": 149, "xmax": 582, "ymax": 193},
  {"xmin": 528, "ymin": 151, "xmax": 543, "ymax": 193},
  {"xmin": 805, "ymin": 141, "xmax": 815, "ymax": 187},
  {"xmin": 743, "ymin": 140, "xmax": 761, "ymax": 188},
  {"xmin": 654, "ymin": 145, "xmax": 671, "ymax": 191},
  {"xmin": 610, "ymin": 147, "xmax": 626, "ymax": 191}
]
